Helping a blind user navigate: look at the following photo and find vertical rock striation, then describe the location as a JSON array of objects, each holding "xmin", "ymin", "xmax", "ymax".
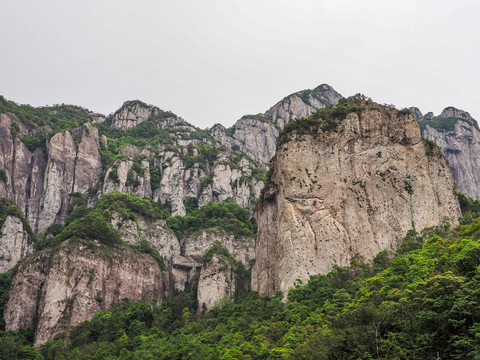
[
  {"xmin": 253, "ymin": 104, "xmax": 462, "ymax": 296},
  {"xmin": 212, "ymin": 84, "xmax": 343, "ymax": 167},
  {"xmin": 4, "ymin": 239, "xmax": 173, "ymax": 346},
  {"xmin": 0, "ymin": 215, "xmax": 32, "ymax": 273},
  {"xmin": 417, "ymin": 107, "xmax": 480, "ymax": 199}
]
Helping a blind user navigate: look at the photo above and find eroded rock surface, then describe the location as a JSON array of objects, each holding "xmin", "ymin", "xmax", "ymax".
[
  {"xmin": 418, "ymin": 107, "xmax": 480, "ymax": 199},
  {"xmin": 197, "ymin": 253, "xmax": 236, "ymax": 314},
  {"xmin": 5, "ymin": 239, "xmax": 172, "ymax": 345},
  {"xmin": 212, "ymin": 84, "xmax": 343, "ymax": 167},
  {"xmin": 253, "ymin": 105, "xmax": 462, "ymax": 295},
  {"xmin": 0, "ymin": 215, "xmax": 32, "ymax": 272}
]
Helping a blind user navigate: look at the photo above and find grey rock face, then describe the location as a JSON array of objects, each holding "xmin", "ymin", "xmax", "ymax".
[
  {"xmin": 212, "ymin": 84, "xmax": 342, "ymax": 167},
  {"xmin": 5, "ymin": 239, "xmax": 172, "ymax": 346},
  {"xmin": 111, "ymin": 100, "xmax": 158, "ymax": 130},
  {"xmin": 418, "ymin": 107, "xmax": 480, "ymax": 199},
  {"xmin": 197, "ymin": 253, "xmax": 236, "ymax": 313},
  {"xmin": 253, "ymin": 106, "xmax": 462, "ymax": 296},
  {"xmin": 0, "ymin": 215, "xmax": 32, "ymax": 273},
  {"xmin": 265, "ymin": 84, "xmax": 343, "ymax": 129},
  {"xmin": 37, "ymin": 131, "xmax": 77, "ymax": 232},
  {"xmin": 171, "ymin": 231, "xmax": 254, "ymax": 293},
  {"xmin": 111, "ymin": 210, "xmax": 254, "ymax": 294},
  {"xmin": 0, "ymin": 114, "xmax": 104, "ymax": 233}
]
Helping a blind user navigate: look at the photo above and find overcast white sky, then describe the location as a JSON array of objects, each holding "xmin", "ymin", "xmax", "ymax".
[{"xmin": 1, "ymin": 0, "xmax": 479, "ymax": 128}]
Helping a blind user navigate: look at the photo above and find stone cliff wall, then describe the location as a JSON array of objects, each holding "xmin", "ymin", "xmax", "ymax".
[
  {"xmin": 420, "ymin": 107, "xmax": 480, "ymax": 199},
  {"xmin": 5, "ymin": 239, "xmax": 173, "ymax": 345},
  {"xmin": 253, "ymin": 106, "xmax": 462, "ymax": 295}
]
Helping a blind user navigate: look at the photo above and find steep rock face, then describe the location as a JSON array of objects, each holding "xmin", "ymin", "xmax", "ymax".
[
  {"xmin": 0, "ymin": 215, "xmax": 32, "ymax": 272},
  {"xmin": 111, "ymin": 213, "xmax": 181, "ymax": 266},
  {"xmin": 265, "ymin": 84, "xmax": 343, "ymax": 129},
  {"xmin": 0, "ymin": 114, "xmax": 104, "ymax": 233},
  {"xmin": 0, "ymin": 114, "xmax": 38, "ymax": 216},
  {"xmin": 172, "ymin": 231, "xmax": 254, "ymax": 292},
  {"xmin": 102, "ymin": 148, "xmax": 263, "ymax": 217},
  {"xmin": 5, "ymin": 239, "xmax": 172, "ymax": 345},
  {"xmin": 36, "ymin": 124, "xmax": 103, "ymax": 232},
  {"xmin": 37, "ymin": 131, "xmax": 77, "ymax": 231},
  {"xmin": 111, "ymin": 100, "xmax": 158, "ymax": 130},
  {"xmin": 73, "ymin": 123, "xmax": 103, "ymax": 193},
  {"xmin": 212, "ymin": 84, "xmax": 342, "ymax": 167},
  {"xmin": 211, "ymin": 118, "xmax": 279, "ymax": 166},
  {"xmin": 418, "ymin": 107, "xmax": 480, "ymax": 199},
  {"xmin": 253, "ymin": 106, "xmax": 461, "ymax": 296},
  {"xmin": 197, "ymin": 253, "xmax": 236, "ymax": 313},
  {"xmin": 110, "ymin": 210, "xmax": 254, "ymax": 294}
]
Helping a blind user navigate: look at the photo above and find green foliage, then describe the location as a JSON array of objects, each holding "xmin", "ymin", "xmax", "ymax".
[
  {"xmin": 96, "ymin": 110, "xmax": 176, "ymax": 153},
  {"xmin": 132, "ymin": 238, "xmax": 167, "ymax": 271},
  {"xmin": 20, "ymin": 132, "xmax": 48, "ymax": 152},
  {"xmin": 57, "ymin": 210, "xmax": 121, "ymax": 245},
  {"xmin": 0, "ymin": 95, "xmax": 97, "ymax": 133},
  {"xmin": 166, "ymin": 197, "xmax": 256, "ymax": 238},
  {"xmin": 423, "ymin": 138, "xmax": 441, "ymax": 157},
  {"xmin": 457, "ymin": 192, "xmax": 480, "ymax": 225},
  {"xmin": 0, "ymin": 270, "xmax": 14, "ymax": 331},
  {"xmin": 95, "ymin": 192, "xmax": 171, "ymax": 221},
  {"xmin": 184, "ymin": 197, "xmax": 199, "ymax": 214},
  {"xmin": 65, "ymin": 193, "xmax": 89, "ymax": 226},
  {"xmin": 201, "ymin": 240, "xmax": 236, "ymax": 265},
  {"xmin": 0, "ymin": 330, "xmax": 37, "ymax": 360}
]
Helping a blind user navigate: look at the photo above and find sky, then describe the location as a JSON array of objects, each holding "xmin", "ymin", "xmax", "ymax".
[{"xmin": 1, "ymin": 0, "xmax": 479, "ymax": 128}]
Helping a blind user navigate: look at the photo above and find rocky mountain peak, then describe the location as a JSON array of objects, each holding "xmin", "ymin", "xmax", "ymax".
[
  {"xmin": 440, "ymin": 106, "xmax": 477, "ymax": 124},
  {"xmin": 409, "ymin": 106, "xmax": 423, "ymax": 120},
  {"xmin": 111, "ymin": 100, "xmax": 159, "ymax": 130},
  {"xmin": 265, "ymin": 83, "xmax": 343, "ymax": 129}
]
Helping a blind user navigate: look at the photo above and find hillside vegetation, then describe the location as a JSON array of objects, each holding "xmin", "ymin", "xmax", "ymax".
[{"xmin": 0, "ymin": 206, "xmax": 477, "ymax": 359}]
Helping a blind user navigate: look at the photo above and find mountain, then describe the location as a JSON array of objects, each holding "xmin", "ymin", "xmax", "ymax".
[{"xmin": 0, "ymin": 85, "xmax": 479, "ymax": 349}]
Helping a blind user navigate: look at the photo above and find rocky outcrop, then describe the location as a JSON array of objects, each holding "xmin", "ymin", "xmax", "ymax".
[
  {"xmin": 0, "ymin": 114, "xmax": 40, "ymax": 217},
  {"xmin": 211, "ymin": 118, "xmax": 279, "ymax": 166},
  {"xmin": 111, "ymin": 100, "xmax": 158, "ymax": 130},
  {"xmin": 212, "ymin": 84, "xmax": 342, "ymax": 167},
  {"xmin": 4, "ymin": 239, "xmax": 172, "ymax": 345},
  {"xmin": 102, "ymin": 148, "xmax": 264, "ymax": 217},
  {"xmin": 418, "ymin": 107, "xmax": 480, "ymax": 199},
  {"xmin": 265, "ymin": 84, "xmax": 343, "ymax": 129},
  {"xmin": 111, "ymin": 213, "xmax": 181, "ymax": 266},
  {"xmin": 36, "ymin": 124, "xmax": 103, "ymax": 232},
  {"xmin": 37, "ymin": 131, "xmax": 77, "ymax": 231},
  {"xmin": 110, "ymin": 207, "xmax": 254, "ymax": 293},
  {"xmin": 0, "ymin": 215, "xmax": 32, "ymax": 273},
  {"xmin": 0, "ymin": 114, "xmax": 104, "ymax": 233},
  {"xmin": 73, "ymin": 123, "xmax": 103, "ymax": 193},
  {"xmin": 253, "ymin": 105, "xmax": 462, "ymax": 296},
  {"xmin": 172, "ymin": 231, "xmax": 254, "ymax": 292},
  {"xmin": 197, "ymin": 252, "xmax": 236, "ymax": 314}
]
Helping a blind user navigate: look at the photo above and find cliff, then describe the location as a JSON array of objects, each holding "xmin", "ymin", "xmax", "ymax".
[
  {"xmin": 0, "ymin": 198, "xmax": 34, "ymax": 273},
  {"xmin": 416, "ymin": 107, "xmax": 480, "ymax": 199},
  {"xmin": 4, "ymin": 238, "xmax": 173, "ymax": 346},
  {"xmin": 253, "ymin": 99, "xmax": 462, "ymax": 295}
]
